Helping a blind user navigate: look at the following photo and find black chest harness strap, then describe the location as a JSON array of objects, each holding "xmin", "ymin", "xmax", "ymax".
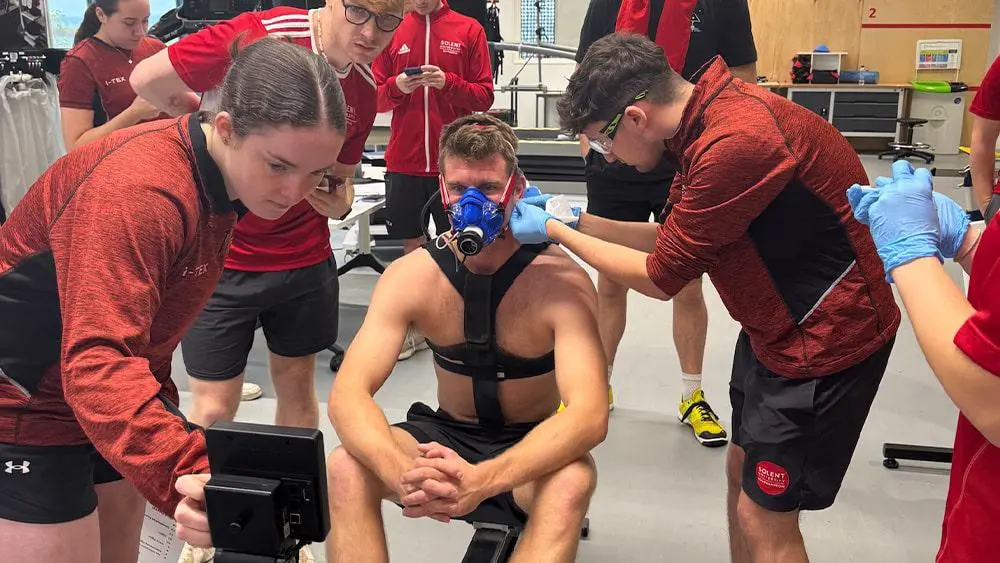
[{"xmin": 426, "ymin": 242, "xmax": 547, "ymax": 436}]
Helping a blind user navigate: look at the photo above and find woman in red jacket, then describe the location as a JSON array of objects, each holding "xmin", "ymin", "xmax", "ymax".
[{"xmin": 0, "ymin": 37, "xmax": 347, "ymax": 563}]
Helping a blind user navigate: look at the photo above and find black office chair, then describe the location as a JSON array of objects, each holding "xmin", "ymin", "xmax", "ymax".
[{"xmin": 878, "ymin": 118, "xmax": 935, "ymax": 164}]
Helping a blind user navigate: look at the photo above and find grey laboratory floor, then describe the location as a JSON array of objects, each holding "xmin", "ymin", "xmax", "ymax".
[{"xmin": 171, "ymin": 155, "xmax": 969, "ymax": 562}]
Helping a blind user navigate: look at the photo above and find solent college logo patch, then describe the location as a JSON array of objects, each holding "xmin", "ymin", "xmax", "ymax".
[
  {"xmin": 755, "ymin": 461, "xmax": 789, "ymax": 496},
  {"xmin": 440, "ymin": 40, "xmax": 462, "ymax": 55}
]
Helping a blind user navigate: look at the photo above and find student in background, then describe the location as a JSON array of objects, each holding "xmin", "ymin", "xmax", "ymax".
[
  {"xmin": 58, "ymin": 0, "xmax": 166, "ymax": 150},
  {"xmin": 371, "ymin": 0, "xmax": 494, "ymax": 360},
  {"xmin": 573, "ymin": 0, "xmax": 757, "ymax": 443},
  {"xmin": 970, "ymin": 54, "xmax": 1000, "ymax": 217}
]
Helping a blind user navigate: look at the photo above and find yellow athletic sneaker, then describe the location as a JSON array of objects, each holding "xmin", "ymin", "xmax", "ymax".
[
  {"xmin": 557, "ymin": 386, "xmax": 614, "ymax": 413},
  {"xmin": 678, "ymin": 389, "xmax": 728, "ymax": 447}
]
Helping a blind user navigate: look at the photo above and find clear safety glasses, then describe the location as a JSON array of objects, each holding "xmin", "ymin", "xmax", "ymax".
[{"xmin": 588, "ymin": 90, "xmax": 648, "ymax": 155}]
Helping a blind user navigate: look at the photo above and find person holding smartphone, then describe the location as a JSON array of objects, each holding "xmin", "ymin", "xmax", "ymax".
[{"xmin": 371, "ymin": 0, "xmax": 495, "ymax": 360}]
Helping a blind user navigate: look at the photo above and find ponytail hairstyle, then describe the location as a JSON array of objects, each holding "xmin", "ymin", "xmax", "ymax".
[
  {"xmin": 74, "ymin": 0, "xmax": 119, "ymax": 45},
  {"xmin": 213, "ymin": 37, "xmax": 347, "ymax": 139}
]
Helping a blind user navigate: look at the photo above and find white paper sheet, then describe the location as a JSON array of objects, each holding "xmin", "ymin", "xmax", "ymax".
[{"xmin": 138, "ymin": 503, "xmax": 185, "ymax": 563}]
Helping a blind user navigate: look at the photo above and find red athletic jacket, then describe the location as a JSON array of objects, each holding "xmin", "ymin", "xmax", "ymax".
[
  {"xmin": 372, "ymin": 0, "xmax": 494, "ymax": 176},
  {"xmin": 648, "ymin": 57, "xmax": 900, "ymax": 378},
  {"xmin": 0, "ymin": 114, "xmax": 234, "ymax": 516}
]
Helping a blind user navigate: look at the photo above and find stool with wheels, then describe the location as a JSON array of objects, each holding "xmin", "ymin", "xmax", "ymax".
[{"xmin": 879, "ymin": 118, "xmax": 935, "ymax": 164}]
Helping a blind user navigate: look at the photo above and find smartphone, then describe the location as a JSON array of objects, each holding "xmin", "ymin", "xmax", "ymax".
[
  {"xmin": 403, "ymin": 66, "xmax": 424, "ymax": 76},
  {"xmin": 316, "ymin": 174, "xmax": 344, "ymax": 193}
]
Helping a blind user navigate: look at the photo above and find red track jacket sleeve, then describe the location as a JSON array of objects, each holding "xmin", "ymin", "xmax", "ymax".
[
  {"xmin": 372, "ymin": 50, "xmax": 406, "ymax": 113},
  {"xmin": 647, "ymin": 133, "xmax": 796, "ymax": 296},
  {"xmin": 50, "ymin": 178, "xmax": 210, "ymax": 516},
  {"xmin": 441, "ymin": 25, "xmax": 494, "ymax": 111}
]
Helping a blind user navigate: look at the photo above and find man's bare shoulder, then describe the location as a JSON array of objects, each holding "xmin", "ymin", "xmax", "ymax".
[
  {"xmin": 522, "ymin": 244, "xmax": 598, "ymax": 305},
  {"xmin": 372, "ymin": 247, "xmax": 444, "ymax": 303}
]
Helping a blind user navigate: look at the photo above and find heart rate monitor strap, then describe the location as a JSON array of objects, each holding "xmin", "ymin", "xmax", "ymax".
[{"xmin": 464, "ymin": 274, "xmax": 504, "ymax": 435}]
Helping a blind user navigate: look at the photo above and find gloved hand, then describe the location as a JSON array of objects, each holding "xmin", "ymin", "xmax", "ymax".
[
  {"xmin": 876, "ymin": 176, "xmax": 969, "ymax": 259},
  {"xmin": 849, "ymin": 168, "xmax": 970, "ymax": 260},
  {"xmin": 510, "ymin": 200, "xmax": 556, "ymax": 244},
  {"xmin": 521, "ymin": 185, "xmax": 552, "ymax": 207},
  {"xmin": 846, "ymin": 160, "xmax": 942, "ymax": 281}
]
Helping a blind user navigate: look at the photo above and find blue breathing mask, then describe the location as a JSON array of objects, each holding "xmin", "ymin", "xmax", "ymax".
[{"xmin": 448, "ymin": 187, "xmax": 506, "ymax": 256}]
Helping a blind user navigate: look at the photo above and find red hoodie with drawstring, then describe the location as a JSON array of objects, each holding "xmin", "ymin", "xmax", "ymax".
[{"xmin": 372, "ymin": 0, "xmax": 494, "ymax": 176}]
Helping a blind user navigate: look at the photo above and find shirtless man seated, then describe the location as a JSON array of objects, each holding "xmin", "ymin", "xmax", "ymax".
[{"xmin": 324, "ymin": 113, "xmax": 610, "ymax": 563}]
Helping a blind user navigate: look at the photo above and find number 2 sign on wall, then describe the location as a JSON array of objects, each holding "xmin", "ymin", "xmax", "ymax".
[{"xmin": 868, "ymin": 7, "xmax": 877, "ymax": 18}]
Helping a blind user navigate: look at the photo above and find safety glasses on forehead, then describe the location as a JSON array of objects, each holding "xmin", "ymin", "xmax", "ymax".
[
  {"xmin": 588, "ymin": 90, "xmax": 648, "ymax": 156},
  {"xmin": 342, "ymin": 0, "xmax": 403, "ymax": 32}
]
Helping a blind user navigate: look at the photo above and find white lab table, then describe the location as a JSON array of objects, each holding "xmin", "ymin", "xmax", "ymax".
[{"xmin": 329, "ymin": 180, "xmax": 387, "ymax": 276}]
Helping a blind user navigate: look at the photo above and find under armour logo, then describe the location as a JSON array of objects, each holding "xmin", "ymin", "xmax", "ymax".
[{"xmin": 4, "ymin": 460, "xmax": 29, "ymax": 474}]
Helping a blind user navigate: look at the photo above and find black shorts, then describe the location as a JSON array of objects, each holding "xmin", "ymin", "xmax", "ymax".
[
  {"xmin": 730, "ymin": 331, "xmax": 894, "ymax": 512},
  {"xmin": 181, "ymin": 257, "xmax": 339, "ymax": 380},
  {"xmin": 393, "ymin": 402, "xmax": 539, "ymax": 528},
  {"xmin": 0, "ymin": 442, "xmax": 122, "ymax": 523},
  {"xmin": 385, "ymin": 172, "xmax": 451, "ymax": 240},
  {"xmin": 585, "ymin": 173, "xmax": 673, "ymax": 225}
]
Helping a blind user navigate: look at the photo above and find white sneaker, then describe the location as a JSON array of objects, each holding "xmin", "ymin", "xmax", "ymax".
[
  {"xmin": 177, "ymin": 543, "xmax": 215, "ymax": 563},
  {"xmin": 398, "ymin": 327, "xmax": 429, "ymax": 361},
  {"xmin": 241, "ymin": 382, "xmax": 262, "ymax": 401}
]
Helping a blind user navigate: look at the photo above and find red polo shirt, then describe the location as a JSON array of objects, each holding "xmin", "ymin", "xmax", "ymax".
[
  {"xmin": 970, "ymin": 55, "xmax": 1000, "ymax": 196},
  {"xmin": 166, "ymin": 7, "xmax": 378, "ymax": 271},
  {"xmin": 938, "ymin": 217, "xmax": 1000, "ymax": 562},
  {"xmin": 58, "ymin": 36, "xmax": 167, "ymax": 125}
]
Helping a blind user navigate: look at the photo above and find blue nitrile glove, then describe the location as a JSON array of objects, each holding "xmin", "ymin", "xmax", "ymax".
[
  {"xmin": 510, "ymin": 199, "xmax": 556, "ymax": 244},
  {"xmin": 850, "ymin": 171, "xmax": 970, "ymax": 259},
  {"xmin": 930, "ymin": 191, "xmax": 970, "ymax": 259},
  {"xmin": 845, "ymin": 160, "xmax": 942, "ymax": 281},
  {"xmin": 521, "ymin": 185, "xmax": 552, "ymax": 207}
]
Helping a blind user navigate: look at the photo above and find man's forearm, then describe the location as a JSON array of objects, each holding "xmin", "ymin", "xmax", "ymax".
[
  {"xmin": 970, "ymin": 118, "xmax": 1000, "ymax": 212},
  {"xmin": 955, "ymin": 224, "xmax": 983, "ymax": 275},
  {"xmin": 476, "ymin": 407, "xmax": 605, "ymax": 495},
  {"xmin": 548, "ymin": 220, "xmax": 668, "ymax": 299},
  {"xmin": 69, "ymin": 107, "xmax": 143, "ymax": 150},
  {"xmin": 328, "ymin": 389, "xmax": 410, "ymax": 487},
  {"xmin": 892, "ymin": 258, "xmax": 1000, "ymax": 445},
  {"xmin": 971, "ymin": 144, "xmax": 997, "ymax": 213},
  {"xmin": 576, "ymin": 212, "xmax": 661, "ymax": 253},
  {"xmin": 163, "ymin": 92, "xmax": 202, "ymax": 116}
]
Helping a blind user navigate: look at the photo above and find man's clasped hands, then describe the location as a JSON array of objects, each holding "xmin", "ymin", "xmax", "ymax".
[{"xmin": 393, "ymin": 442, "xmax": 493, "ymax": 523}]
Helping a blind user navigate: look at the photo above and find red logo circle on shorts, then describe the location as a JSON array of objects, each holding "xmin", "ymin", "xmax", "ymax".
[{"xmin": 756, "ymin": 461, "xmax": 790, "ymax": 496}]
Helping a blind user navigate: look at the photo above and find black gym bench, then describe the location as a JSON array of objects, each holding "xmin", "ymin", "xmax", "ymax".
[{"xmin": 461, "ymin": 516, "xmax": 590, "ymax": 563}]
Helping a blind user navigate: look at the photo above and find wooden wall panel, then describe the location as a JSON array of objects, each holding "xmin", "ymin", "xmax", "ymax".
[
  {"xmin": 748, "ymin": 0, "xmax": 863, "ymax": 81},
  {"xmin": 748, "ymin": 0, "xmax": 995, "ymax": 144},
  {"xmin": 858, "ymin": 28, "xmax": 991, "ymax": 84},
  {"xmin": 860, "ymin": 0, "xmax": 994, "ymax": 25}
]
